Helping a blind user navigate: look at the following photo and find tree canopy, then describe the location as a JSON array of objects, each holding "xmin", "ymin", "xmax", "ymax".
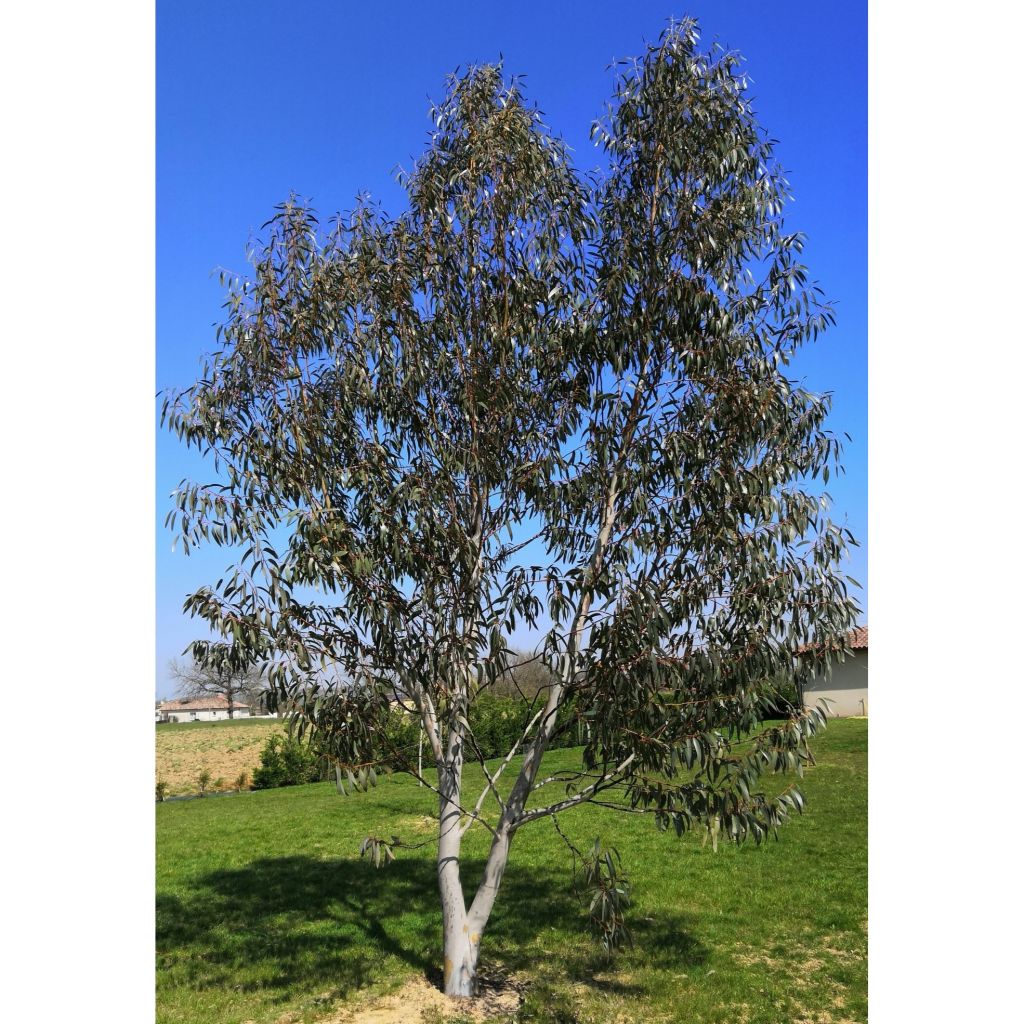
[{"xmin": 163, "ymin": 18, "xmax": 859, "ymax": 997}]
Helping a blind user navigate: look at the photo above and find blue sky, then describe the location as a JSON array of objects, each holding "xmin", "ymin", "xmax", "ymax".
[{"xmin": 156, "ymin": 0, "xmax": 867, "ymax": 698}]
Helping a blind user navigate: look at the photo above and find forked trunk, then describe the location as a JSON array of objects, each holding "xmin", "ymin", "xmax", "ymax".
[
  {"xmin": 441, "ymin": 898, "xmax": 481, "ymax": 997},
  {"xmin": 437, "ymin": 734, "xmax": 480, "ymax": 996},
  {"xmin": 440, "ymin": 824, "xmax": 513, "ymax": 997}
]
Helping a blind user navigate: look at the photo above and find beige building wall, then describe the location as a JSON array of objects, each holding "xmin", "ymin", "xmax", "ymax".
[
  {"xmin": 803, "ymin": 648, "xmax": 868, "ymax": 717},
  {"xmin": 161, "ymin": 706, "xmax": 252, "ymax": 723}
]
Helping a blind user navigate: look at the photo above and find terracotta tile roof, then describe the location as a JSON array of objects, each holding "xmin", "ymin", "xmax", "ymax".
[
  {"xmin": 848, "ymin": 626, "xmax": 868, "ymax": 649},
  {"xmin": 796, "ymin": 626, "xmax": 868, "ymax": 655}
]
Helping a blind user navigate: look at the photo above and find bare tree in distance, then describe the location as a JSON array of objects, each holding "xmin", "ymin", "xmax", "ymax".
[
  {"xmin": 168, "ymin": 644, "xmax": 266, "ymax": 718},
  {"xmin": 488, "ymin": 651, "xmax": 558, "ymax": 700}
]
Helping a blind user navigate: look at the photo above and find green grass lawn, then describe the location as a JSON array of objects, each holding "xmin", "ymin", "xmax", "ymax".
[{"xmin": 156, "ymin": 719, "xmax": 866, "ymax": 1024}]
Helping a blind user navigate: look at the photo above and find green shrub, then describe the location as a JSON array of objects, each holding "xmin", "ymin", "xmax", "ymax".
[
  {"xmin": 197, "ymin": 769, "xmax": 211, "ymax": 797},
  {"xmin": 760, "ymin": 674, "xmax": 802, "ymax": 718},
  {"xmin": 155, "ymin": 780, "xmax": 168, "ymax": 802},
  {"xmin": 457, "ymin": 693, "xmax": 579, "ymax": 762},
  {"xmin": 252, "ymin": 734, "xmax": 326, "ymax": 789},
  {"xmin": 253, "ymin": 697, "xmax": 580, "ymax": 791},
  {"xmin": 379, "ymin": 706, "xmax": 419, "ymax": 764},
  {"xmin": 235, "ymin": 771, "xmax": 249, "ymax": 792},
  {"xmin": 375, "ymin": 694, "xmax": 573, "ymax": 768}
]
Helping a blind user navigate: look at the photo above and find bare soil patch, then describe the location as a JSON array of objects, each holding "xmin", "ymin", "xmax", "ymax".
[
  {"xmin": 315, "ymin": 973, "xmax": 524, "ymax": 1024},
  {"xmin": 155, "ymin": 720, "xmax": 284, "ymax": 795}
]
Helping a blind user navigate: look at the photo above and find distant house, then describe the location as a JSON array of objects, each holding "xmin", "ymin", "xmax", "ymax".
[
  {"xmin": 801, "ymin": 626, "xmax": 868, "ymax": 717},
  {"xmin": 156, "ymin": 695, "xmax": 253, "ymax": 723}
]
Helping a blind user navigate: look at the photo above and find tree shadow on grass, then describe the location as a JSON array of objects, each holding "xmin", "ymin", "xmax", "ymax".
[{"xmin": 157, "ymin": 854, "xmax": 707, "ymax": 1006}]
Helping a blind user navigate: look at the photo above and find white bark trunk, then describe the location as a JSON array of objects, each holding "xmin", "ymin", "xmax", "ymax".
[
  {"xmin": 432, "ymin": 379, "xmax": 637, "ymax": 997},
  {"xmin": 467, "ymin": 825, "xmax": 511, "ymax": 944},
  {"xmin": 441, "ymin": 899, "xmax": 480, "ymax": 997},
  {"xmin": 438, "ymin": 708, "xmax": 477, "ymax": 996},
  {"xmin": 450, "ymin": 464, "xmax": 625, "ymax": 985}
]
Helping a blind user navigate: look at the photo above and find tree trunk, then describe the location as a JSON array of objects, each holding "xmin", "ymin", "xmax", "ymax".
[
  {"xmin": 464, "ymin": 823, "xmax": 512, "ymax": 969},
  {"xmin": 441, "ymin": 880, "xmax": 480, "ymax": 997},
  {"xmin": 443, "ymin": 925, "xmax": 480, "ymax": 997},
  {"xmin": 438, "ymin": 728, "xmax": 476, "ymax": 996},
  {"xmin": 434, "ymin": 820, "xmax": 518, "ymax": 998}
]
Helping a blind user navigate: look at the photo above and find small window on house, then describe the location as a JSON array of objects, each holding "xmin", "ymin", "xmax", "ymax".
[{"xmin": 190, "ymin": 711, "xmax": 198, "ymax": 721}]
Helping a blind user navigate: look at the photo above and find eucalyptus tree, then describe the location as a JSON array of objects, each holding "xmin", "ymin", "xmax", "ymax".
[{"xmin": 163, "ymin": 20, "xmax": 858, "ymax": 997}]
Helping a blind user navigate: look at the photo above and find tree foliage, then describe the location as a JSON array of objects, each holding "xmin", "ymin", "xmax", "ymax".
[{"xmin": 162, "ymin": 18, "xmax": 859, "ymax": 996}]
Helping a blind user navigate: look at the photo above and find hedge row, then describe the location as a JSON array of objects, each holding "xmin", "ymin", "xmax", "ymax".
[
  {"xmin": 252, "ymin": 693, "xmax": 583, "ymax": 790},
  {"xmin": 251, "ymin": 686, "xmax": 799, "ymax": 790}
]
